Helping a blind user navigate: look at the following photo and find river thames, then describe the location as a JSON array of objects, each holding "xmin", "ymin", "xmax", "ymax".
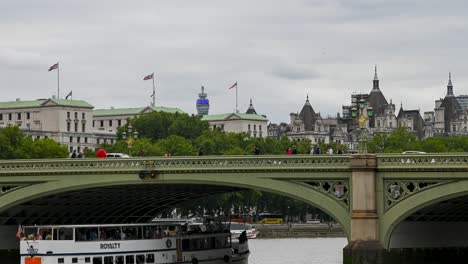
[{"xmin": 249, "ymin": 238, "xmax": 348, "ymax": 264}]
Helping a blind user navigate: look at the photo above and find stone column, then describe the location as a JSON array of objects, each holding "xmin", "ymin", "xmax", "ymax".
[{"xmin": 343, "ymin": 154, "xmax": 384, "ymax": 264}]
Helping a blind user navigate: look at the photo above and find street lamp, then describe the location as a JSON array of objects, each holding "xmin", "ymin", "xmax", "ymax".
[
  {"xmin": 122, "ymin": 125, "xmax": 139, "ymax": 156},
  {"xmin": 351, "ymin": 99, "xmax": 373, "ymax": 154}
]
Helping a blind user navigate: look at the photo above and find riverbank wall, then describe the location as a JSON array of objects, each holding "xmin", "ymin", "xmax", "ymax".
[{"xmin": 255, "ymin": 223, "xmax": 345, "ymax": 239}]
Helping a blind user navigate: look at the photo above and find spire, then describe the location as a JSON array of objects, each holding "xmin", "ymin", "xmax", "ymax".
[
  {"xmin": 372, "ymin": 65, "xmax": 380, "ymax": 91},
  {"xmin": 447, "ymin": 72, "xmax": 454, "ymax": 96},
  {"xmin": 246, "ymin": 98, "xmax": 257, "ymax": 114},
  {"xmin": 374, "ymin": 65, "xmax": 379, "ymax": 81},
  {"xmin": 305, "ymin": 94, "xmax": 311, "ymax": 105}
]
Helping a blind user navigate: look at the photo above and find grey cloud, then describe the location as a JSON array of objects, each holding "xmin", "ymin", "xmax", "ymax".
[{"xmin": 271, "ymin": 65, "xmax": 320, "ymax": 80}]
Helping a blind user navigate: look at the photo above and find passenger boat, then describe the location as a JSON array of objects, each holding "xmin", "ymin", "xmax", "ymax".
[{"xmin": 19, "ymin": 219, "xmax": 249, "ymax": 264}]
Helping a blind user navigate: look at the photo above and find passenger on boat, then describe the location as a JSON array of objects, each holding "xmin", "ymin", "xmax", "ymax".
[
  {"xmin": 100, "ymin": 230, "xmax": 107, "ymax": 240},
  {"xmin": 120, "ymin": 230, "xmax": 126, "ymax": 240}
]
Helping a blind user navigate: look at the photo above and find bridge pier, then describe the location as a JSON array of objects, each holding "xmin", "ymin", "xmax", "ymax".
[{"xmin": 344, "ymin": 154, "xmax": 385, "ymax": 264}]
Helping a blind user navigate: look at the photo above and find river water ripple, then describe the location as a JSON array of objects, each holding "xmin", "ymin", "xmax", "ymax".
[{"xmin": 248, "ymin": 238, "xmax": 347, "ymax": 264}]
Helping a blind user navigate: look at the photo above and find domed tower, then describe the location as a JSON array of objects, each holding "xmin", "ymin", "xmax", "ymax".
[{"xmin": 196, "ymin": 86, "xmax": 209, "ymax": 115}]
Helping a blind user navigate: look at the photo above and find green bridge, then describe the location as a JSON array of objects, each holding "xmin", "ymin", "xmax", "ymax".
[{"xmin": 1, "ymin": 153, "xmax": 468, "ymax": 263}]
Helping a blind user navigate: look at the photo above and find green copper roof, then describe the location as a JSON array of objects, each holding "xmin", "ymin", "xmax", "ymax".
[
  {"xmin": 202, "ymin": 113, "xmax": 268, "ymax": 121},
  {"xmin": 93, "ymin": 106, "xmax": 185, "ymax": 116},
  {"xmin": 149, "ymin": 106, "xmax": 185, "ymax": 114},
  {"xmin": 48, "ymin": 99, "xmax": 94, "ymax": 108},
  {"xmin": 0, "ymin": 98, "xmax": 94, "ymax": 109}
]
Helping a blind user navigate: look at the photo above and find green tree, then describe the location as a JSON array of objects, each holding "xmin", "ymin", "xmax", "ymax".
[{"xmin": 155, "ymin": 135, "xmax": 197, "ymax": 156}]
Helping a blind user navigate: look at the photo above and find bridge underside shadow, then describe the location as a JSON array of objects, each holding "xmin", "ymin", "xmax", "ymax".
[
  {"xmin": 389, "ymin": 195, "xmax": 468, "ymax": 249},
  {"xmin": 0, "ymin": 184, "xmax": 244, "ymax": 225}
]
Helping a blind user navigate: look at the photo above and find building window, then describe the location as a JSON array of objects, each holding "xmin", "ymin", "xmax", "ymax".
[
  {"xmin": 85, "ymin": 137, "xmax": 88, "ymax": 143},
  {"xmin": 77, "ymin": 146, "xmax": 81, "ymax": 153},
  {"xmin": 77, "ymin": 137, "xmax": 81, "ymax": 143},
  {"xmin": 74, "ymin": 123, "xmax": 78, "ymax": 132},
  {"xmin": 109, "ymin": 120, "xmax": 113, "ymax": 127},
  {"xmin": 82, "ymin": 113, "xmax": 85, "ymax": 119},
  {"xmin": 93, "ymin": 120, "xmax": 95, "ymax": 127},
  {"xmin": 82, "ymin": 123, "xmax": 86, "ymax": 132},
  {"xmin": 97, "ymin": 139, "xmax": 100, "ymax": 144},
  {"xmin": 254, "ymin": 124, "xmax": 256, "ymax": 131},
  {"xmin": 58, "ymin": 258, "xmax": 64, "ymax": 263},
  {"xmin": 248, "ymin": 124, "xmax": 251, "ymax": 130},
  {"xmin": 72, "ymin": 258, "xmax": 78, "ymax": 263},
  {"xmin": 69, "ymin": 137, "xmax": 73, "ymax": 143},
  {"xmin": 8, "ymin": 113, "xmax": 12, "ymax": 121},
  {"xmin": 85, "ymin": 257, "xmax": 91, "ymax": 263},
  {"xmin": 37, "ymin": 136, "xmax": 40, "ymax": 140},
  {"xmin": 110, "ymin": 139, "xmax": 114, "ymax": 144},
  {"xmin": 17, "ymin": 113, "xmax": 22, "ymax": 120},
  {"xmin": 221, "ymin": 124, "xmax": 224, "ymax": 131},
  {"xmin": 67, "ymin": 122, "xmax": 71, "ymax": 132},
  {"xmin": 69, "ymin": 146, "xmax": 73, "ymax": 153},
  {"xmin": 0, "ymin": 114, "xmax": 3, "ymax": 121},
  {"xmin": 67, "ymin": 112, "xmax": 70, "ymax": 118},
  {"xmin": 100, "ymin": 120, "xmax": 104, "ymax": 127},
  {"xmin": 259, "ymin": 125, "xmax": 262, "ymax": 131},
  {"xmin": 74, "ymin": 112, "xmax": 78, "ymax": 119},
  {"xmin": 26, "ymin": 112, "xmax": 30, "ymax": 119},
  {"xmin": 118, "ymin": 119, "xmax": 122, "ymax": 126}
]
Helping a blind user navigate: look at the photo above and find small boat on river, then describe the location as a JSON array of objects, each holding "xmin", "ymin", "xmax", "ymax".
[{"xmin": 18, "ymin": 219, "xmax": 249, "ymax": 264}]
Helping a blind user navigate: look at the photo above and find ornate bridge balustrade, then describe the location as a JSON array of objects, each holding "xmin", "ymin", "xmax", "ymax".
[{"xmin": 0, "ymin": 154, "xmax": 468, "ymax": 263}]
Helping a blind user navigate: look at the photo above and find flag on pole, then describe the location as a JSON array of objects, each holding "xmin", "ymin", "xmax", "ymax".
[
  {"xmin": 48, "ymin": 63, "xmax": 59, "ymax": 71},
  {"xmin": 65, "ymin": 91, "xmax": 73, "ymax": 100},
  {"xmin": 16, "ymin": 225, "xmax": 23, "ymax": 240},
  {"xmin": 143, "ymin": 73, "xmax": 154, "ymax": 81},
  {"xmin": 150, "ymin": 90, "xmax": 155, "ymax": 97},
  {"xmin": 228, "ymin": 81, "xmax": 237, "ymax": 89}
]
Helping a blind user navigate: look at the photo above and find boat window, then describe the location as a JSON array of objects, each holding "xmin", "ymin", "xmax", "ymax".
[
  {"xmin": 24, "ymin": 227, "xmax": 37, "ymax": 240},
  {"xmin": 85, "ymin": 257, "xmax": 91, "ymax": 263},
  {"xmin": 136, "ymin": 254, "xmax": 145, "ymax": 264},
  {"xmin": 104, "ymin": 256, "xmax": 113, "ymax": 264},
  {"xmin": 72, "ymin": 257, "xmax": 78, "ymax": 263},
  {"xmin": 145, "ymin": 254, "xmax": 155, "ymax": 263},
  {"xmin": 100, "ymin": 227, "xmax": 121, "ymax": 241},
  {"xmin": 58, "ymin": 228, "xmax": 74, "ymax": 240},
  {"xmin": 58, "ymin": 258, "xmax": 64, "ymax": 263},
  {"xmin": 93, "ymin": 257, "xmax": 103, "ymax": 264},
  {"xmin": 143, "ymin": 226, "xmax": 163, "ymax": 239},
  {"xmin": 122, "ymin": 226, "xmax": 141, "ymax": 240},
  {"xmin": 76, "ymin": 228, "xmax": 98, "ymax": 241},
  {"xmin": 125, "ymin": 255, "xmax": 135, "ymax": 264},
  {"xmin": 39, "ymin": 228, "xmax": 53, "ymax": 240},
  {"xmin": 182, "ymin": 239, "xmax": 190, "ymax": 251},
  {"xmin": 115, "ymin": 256, "xmax": 124, "ymax": 264}
]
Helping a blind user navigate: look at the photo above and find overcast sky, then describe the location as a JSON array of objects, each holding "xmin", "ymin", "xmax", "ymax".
[{"xmin": 1, "ymin": 0, "xmax": 468, "ymax": 123}]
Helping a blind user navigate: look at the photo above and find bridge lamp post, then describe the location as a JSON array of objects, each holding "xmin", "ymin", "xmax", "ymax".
[
  {"xmin": 351, "ymin": 99, "xmax": 373, "ymax": 154},
  {"xmin": 121, "ymin": 125, "xmax": 139, "ymax": 156}
]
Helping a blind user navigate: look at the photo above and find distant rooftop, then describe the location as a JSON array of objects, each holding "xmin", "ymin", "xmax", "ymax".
[
  {"xmin": 202, "ymin": 113, "xmax": 268, "ymax": 122},
  {"xmin": 93, "ymin": 106, "xmax": 185, "ymax": 116},
  {"xmin": 0, "ymin": 98, "xmax": 94, "ymax": 109}
]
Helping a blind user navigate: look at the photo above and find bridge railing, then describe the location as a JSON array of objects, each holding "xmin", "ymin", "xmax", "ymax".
[
  {"xmin": 376, "ymin": 153, "xmax": 468, "ymax": 170},
  {"xmin": 0, "ymin": 155, "xmax": 352, "ymax": 174}
]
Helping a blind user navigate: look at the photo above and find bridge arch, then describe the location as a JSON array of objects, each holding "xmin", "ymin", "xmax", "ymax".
[
  {"xmin": 0, "ymin": 171, "xmax": 351, "ymax": 238},
  {"xmin": 381, "ymin": 179, "xmax": 468, "ymax": 248}
]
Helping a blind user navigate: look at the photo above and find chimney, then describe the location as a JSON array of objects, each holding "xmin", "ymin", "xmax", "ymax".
[{"xmin": 16, "ymin": 98, "xmax": 21, "ymax": 101}]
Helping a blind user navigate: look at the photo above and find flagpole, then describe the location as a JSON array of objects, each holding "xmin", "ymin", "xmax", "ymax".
[
  {"xmin": 57, "ymin": 62, "xmax": 60, "ymax": 99},
  {"xmin": 152, "ymin": 73, "xmax": 155, "ymax": 107},
  {"xmin": 236, "ymin": 82, "xmax": 238, "ymax": 113}
]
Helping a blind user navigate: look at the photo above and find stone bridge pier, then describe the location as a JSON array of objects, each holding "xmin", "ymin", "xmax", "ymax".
[{"xmin": 344, "ymin": 154, "xmax": 468, "ymax": 264}]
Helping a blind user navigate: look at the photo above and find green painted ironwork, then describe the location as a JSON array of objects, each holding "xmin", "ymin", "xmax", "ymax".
[
  {"xmin": 0, "ymin": 153, "xmax": 467, "ymax": 247},
  {"xmin": 383, "ymin": 180, "xmax": 451, "ymax": 211}
]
